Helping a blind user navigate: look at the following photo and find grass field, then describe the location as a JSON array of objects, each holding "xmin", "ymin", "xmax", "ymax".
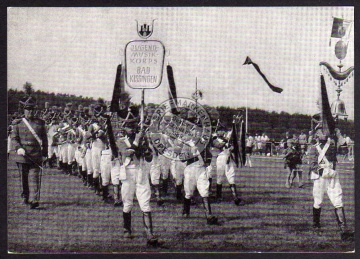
[{"xmin": 7, "ymin": 154, "xmax": 355, "ymax": 253}]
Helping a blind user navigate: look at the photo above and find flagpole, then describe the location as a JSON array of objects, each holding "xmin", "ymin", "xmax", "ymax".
[
  {"xmin": 246, "ymin": 98, "xmax": 248, "ymax": 133},
  {"xmin": 140, "ymin": 88, "xmax": 145, "ymax": 131}
]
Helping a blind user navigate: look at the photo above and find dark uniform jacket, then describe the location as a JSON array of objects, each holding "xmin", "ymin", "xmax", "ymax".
[{"xmin": 12, "ymin": 117, "xmax": 48, "ymax": 165}]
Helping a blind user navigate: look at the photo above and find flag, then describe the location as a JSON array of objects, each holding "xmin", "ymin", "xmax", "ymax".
[
  {"xmin": 243, "ymin": 56, "xmax": 283, "ymax": 93},
  {"xmin": 230, "ymin": 118, "xmax": 246, "ymax": 167},
  {"xmin": 330, "ymin": 17, "xmax": 352, "ymax": 38},
  {"xmin": 110, "ymin": 64, "xmax": 123, "ymax": 112},
  {"xmin": 316, "ymin": 75, "xmax": 335, "ymax": 137},
  {"xmin": 167, "ymin": 64, "xmax": 178, "ymax": 114},
  {"xmin": 238, "ymin": 118, "xmax": 246, "ymax": 166},
  {"xmin": 329, "ymin": 17, "xmax": 353, "ymax": 46}
]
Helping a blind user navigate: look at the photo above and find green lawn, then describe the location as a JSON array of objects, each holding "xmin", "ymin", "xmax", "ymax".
[{"xmin": 7, "ymin": 155, "xmax": 355, "ymax": 253}]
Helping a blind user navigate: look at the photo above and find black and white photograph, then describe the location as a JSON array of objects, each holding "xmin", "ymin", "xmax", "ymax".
[{"xmin": 7, "ymin": 7, "xmax": 355, "ymax": 253}]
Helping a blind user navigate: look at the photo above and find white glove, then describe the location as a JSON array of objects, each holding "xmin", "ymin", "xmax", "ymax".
[
  {"xmin": 188, "ymin": 140, "xmax": 195, "ymax": 147},
  {"xmin": 17, "ymin": 148, "xmax": 25, "ymax": 156}
]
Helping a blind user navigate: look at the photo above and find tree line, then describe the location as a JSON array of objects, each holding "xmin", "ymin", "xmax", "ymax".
[{"xmin": 8, "ymin": 83, "xmax": 354, "ymax": 142}]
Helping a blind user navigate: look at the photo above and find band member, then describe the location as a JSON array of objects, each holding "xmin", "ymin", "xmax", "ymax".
[
  {"xmin": 146, "ymin": 134, "xmax": 165, "ymax": 206},
  {"xmin": 66, "ymin": 116, "xmax": 79, "ymax": 176},
  {"xmin": 75, "ymin": 108, "xmax": 88, "ymax": 185},
  {"xmin": 88, "ymin": 103, "xmax": 107, "ymax": 196},
  {"xmin": 212, "ymin": 128, "xmax": 242, "ymax": 205},
  {"xmin": 170, "ymin": 139, "xmax": 186, "ymax": 201},
  {"xmin": 244, "ymin": 133, "xmax": 254, "ymax": 167},
  {"xmin": 12, "ymin": 96, "xmax": 48, "ymax": 209},
  {"xmin": 182, "ymin": 139, "xmax": 218, "ymax": 225},
  {"xmin": 309, "ymin": 127, "xmax": 354, "ymax": 241},
  {"xmin": 46, "ymin": 117, "xmax": 60, "ymax": 168},
  {"xmin": 118, "ymin": 128, "xmax": 159, "ymax": 246}
]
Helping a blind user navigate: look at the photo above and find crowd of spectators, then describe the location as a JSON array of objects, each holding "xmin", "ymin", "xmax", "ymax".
[{"xmin": 245, "ymin": 131, "xmax": 354, "ymax": 161}]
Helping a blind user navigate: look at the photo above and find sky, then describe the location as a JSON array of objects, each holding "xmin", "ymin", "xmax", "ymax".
[{"xmin": 7, "ymin": 7, "xmax": 354, "ymax": 119}]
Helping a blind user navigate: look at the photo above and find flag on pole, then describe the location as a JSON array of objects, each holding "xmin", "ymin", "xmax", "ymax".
[
  {"xmin": 243, "ymin": 56, "xmax": 283, "ymax": 93},
  {"xmin": 110, "ymin": 64, "xmax": 123, "ymax": 112},
  {"xmin": 167, "ymin": 64, "xmax": 178, "ymax": 114},
  {"xmin": 239, "ymin": 118, "xmax": 246, "ymax": 166},
  {"xmin": 315, "ymin": 75, "xmax": 335, "ymax": 137},
  {"xmin": 230, "ymin": 117, "xmax": 246, "ymax": 167},
  {"xmin": 329, "ymin": 17, "xmax": 353, "ymax": 46}
]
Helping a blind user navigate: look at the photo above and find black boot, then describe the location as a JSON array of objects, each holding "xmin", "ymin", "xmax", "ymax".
[
  {"xmin": 63, "ymin": 163, "xmax": 69, "ymax": 175},
  {"xmin": 175, "ymin": 184, "xmax": 183, "ymax": 201},
  {"xmin": 162, "ymin": 178, "xmax": 169, "ymax": 196},
  {"xmin": 87, "ymin": 174, "xmax": 94, "ymax": 190},
  {"xmin": 72, "ymin": 162, "xmax": 78, "ymax": 177},
  {"xmin": 216, "ymin": 184, "xmax": 223, "ymax": 202},
  {"xmin": 123, "ymin": 212, "xmax": 132, "ymax": 238},
  {"xmin": 230, "ymin": 184, "xmax": 244, "ymax": 206},
  {"xmin": 313, "ymin": 207, "xmax": 321, "ymax": 229},
  {"xmin": 182, "ymin": 198, "xmax": 191, "ymax": 218},
  {"xmin": 102, "ymin": 185, "xmax": 111, "ymax": 203},
  {"xmin": 335, "ymin": 207, "xmax": 354, "ymax": 241},
  {"xmin": 82, "ymin": 171, "xmax": 88, "ymax": 186},
  {"xmin": 58, "ymin": 161, "xmax": 63, "ymax": 170},
  {"xmin": 113, "ymin": 184, "xmax": 122, "ymax": 207},
  {"xmin": 154, "ymin": 184, "xmax": 164, "ymax": 206},
  {"xmin": 68, "ymin": 163, "xmax": 73, "ymax": 175},
  {"xmin": 203, "ymin": 197, "xmax": 218, "ymax": 225},
  {"xmin": 94, "ymin": 177, "xmax": 101, "ymax": 196},
  {"xmin": 208, "ymin": 178, "xmax": 213, "ymax": 196},
  {"xmin": 143, "ymin": 212, "xmax": 158, "ymax": 246},
  {"xmin": 77, "ymin": 165, "xmax": 83, "ymax": 179}
]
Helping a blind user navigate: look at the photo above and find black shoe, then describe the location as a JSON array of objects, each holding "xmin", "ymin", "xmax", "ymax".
[
  {"xmin": 234, "ymin": 197, "xmax": 245, "ymax": 206},
  {"xmin": 312, "ymin": 223, "xmax": 321, "ymax": 231},
  {"xmin": 23, "ymin": 197, "xmax": 29, "ymax": 205},
  {"xmin": 157, "ymin": 199, "xmax": 164, "ymax": 206},
  {"xmin": 341, "ymin": 231, "xmax": 354, "ymax": 241},
  {"xmin": 207, "ymin": 215, "xmax": 218, "ymax": 225},
  {"xmin": 30, "ymin": 202, "xmax": 39, "ymax": 209},
  {"xmin": 114, "ymin": 200, "xmax": 123, "ymax": 207},
  {"xmin": 182, "ymin": 213, "xmax": 190, "ymax": 218},
  {"xmin": 147, "ymin": 237, "xmax": 159, "ymax": 247}
]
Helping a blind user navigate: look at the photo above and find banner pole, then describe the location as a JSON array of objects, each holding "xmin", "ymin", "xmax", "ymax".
[{"xmin": 140, "ymin": 88, "xmax": 145, "ymax": 130}]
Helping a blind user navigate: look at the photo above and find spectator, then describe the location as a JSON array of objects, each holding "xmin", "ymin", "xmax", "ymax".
[
  {"xmin": 298, "ymin": 131, "xmax": 307, "ymax": 155},
  {"xmin": 261, "ymin": 133, "xmax": 270, "ymax": 156},
  {"xmin": 345, "ymin": 135, "xmax": 353, "ymax": 161},
  {"xmin": 245, "ymin": 133, "xmax": 254, "ymax": 167},
  {"xmin": 255, "ymin": 133, "xmax": 262, "ymax": 155},
  {"xmin": 292, "ymin": 133, "xmax": 299, "ymax": 149}
]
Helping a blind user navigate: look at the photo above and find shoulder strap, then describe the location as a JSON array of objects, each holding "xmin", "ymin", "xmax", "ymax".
[
  {"xmin": 22, "ymin": 118, "xmax": 43, "ymax": 150},
  {"xmin": 315, "ymin": 141, "xmax": 330, "ymax": 164}
]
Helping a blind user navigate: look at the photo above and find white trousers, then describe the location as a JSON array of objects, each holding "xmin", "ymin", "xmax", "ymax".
[
  {"xmin": 67, "ymin": 143, "xmax": 77, "ymax": 164},
  {"xmin": 92, "ymin": 146, "xmax": 102, "ymax": 178},
  {"xmin": 121, "ymin": 166, "xmax": 151, "ymax": 213},
  {"xmin": 171, "ymin": 160, "xmax": 186, "ymax": 185},
  {"xmin": 184, "ymin": 161, "xmax": 209, "ymax": 199},
  {"xmin": 48, "ymin": 145, "xmax": 58, "ymax": 158},
  {"xmin": 159, "ymin": 155, "xmax": 171, "ymax": 179},
  {"xmin": 313, "ymin": 175, "xmax": 343, "ymax": 209},
  {"xmin": 149, "ymin": 156, "xmax": 161, "ymax": 185},
  {"xmin": 60, "ymin": 143, "xmax": 69, "ymax": 163},
  {"xmin": 85, "ymin": 148, "xmax": 93, "ymax": 175},
  {"xmin": 216, "ymin": 154, "xmax": 235, "ymax": 185},
  {"xmin": 100, "ymin": 149, "xmax": 112, "ymax": 186}
]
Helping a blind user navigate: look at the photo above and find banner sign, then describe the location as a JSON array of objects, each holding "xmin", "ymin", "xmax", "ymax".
[{"xmin": 125, "ymin": 40, "xmax": 165, "ymax": 89}]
